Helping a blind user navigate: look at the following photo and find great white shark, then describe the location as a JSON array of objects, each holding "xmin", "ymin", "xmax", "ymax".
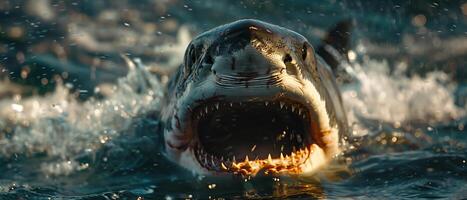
[{"xmin": 160, "ymin": 19, "xmax": 350, "ymax": 176}]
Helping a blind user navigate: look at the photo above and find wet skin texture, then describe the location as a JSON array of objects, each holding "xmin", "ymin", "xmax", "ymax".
[{"xmin": 160, "ymin": 19, "xmax": 349, "ymax": 175}]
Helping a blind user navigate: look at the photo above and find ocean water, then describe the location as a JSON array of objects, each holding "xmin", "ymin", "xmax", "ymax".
[{"xmin": 0, "ymin": 0, "xmax": 466, "ymax": 199}]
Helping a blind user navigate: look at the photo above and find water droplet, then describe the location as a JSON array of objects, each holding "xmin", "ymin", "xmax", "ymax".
[
  {"xmin": 207, "ymin": 183, "xmax": 216, "ymax": 189},
  {"xmin": 11, "ymin": 104, "xmax": 23, "ymax": 112}
]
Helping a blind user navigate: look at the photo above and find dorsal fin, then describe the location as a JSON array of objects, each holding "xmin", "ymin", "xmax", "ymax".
[{"xmin": 317, "ymin": 19, "xmax": 353, "ymax": 72}]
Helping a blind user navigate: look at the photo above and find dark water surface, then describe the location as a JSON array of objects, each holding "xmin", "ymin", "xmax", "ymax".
[{"xmin": 0, "ymin": 0, "xmax": 466, "ymax": 199}]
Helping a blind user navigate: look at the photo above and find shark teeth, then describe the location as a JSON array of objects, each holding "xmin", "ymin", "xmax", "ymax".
[
  {"xmin": 193, "ymin": 100, "xmax": 308, "ymax": 121},
  {"xmin": 192, "ymin": 100, "xmax": 312, "ymax": 175},
  {"xmin": 195, "ymin": 143, "xmax": 313, "ymax": 176}
]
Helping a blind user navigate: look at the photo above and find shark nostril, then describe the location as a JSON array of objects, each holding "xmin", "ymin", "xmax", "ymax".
[{"xmin": 302, "ymin": 43, "xmax": 308, "ymax": 60}]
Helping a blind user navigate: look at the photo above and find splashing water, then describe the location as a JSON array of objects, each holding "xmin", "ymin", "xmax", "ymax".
[
  {"xmin": 342, "ymin": 59, "xmax": 465, "ymax": 137},
  {"xmin": 0, "ymin": 60, "xmax": 164, "ymax": 176}
]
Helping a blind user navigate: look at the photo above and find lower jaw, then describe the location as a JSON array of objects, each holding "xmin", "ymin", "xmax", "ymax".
[{"xmin": 193, "ymin": 144, "xmax": 329, "ymax": 176}]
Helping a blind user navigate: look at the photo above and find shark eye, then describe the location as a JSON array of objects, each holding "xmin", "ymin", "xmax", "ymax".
[
  {"xmin": 301, "ymin": 43, "xmax": 308, "ymax": 60},
  {"xmin": 184, "ymin": 44, "xmax": 197, "ymax": 77},
  {"xmin": 186, "ymin": 45, "xmax": 205, "ymax": 67},
  {"xmin": 184, "ymin": 44, "xmax": 201, "ymax": 76},
  {"xmin": 283, "ymin": 54, "xmax": 292, "ymax": 63},
  {"xmin": 187, "ymin": 45, "xmax": 197, "ymax": 66},
  {"xmin": 205, "ymin": 54, "xmax": 214, "ymax": 65}
]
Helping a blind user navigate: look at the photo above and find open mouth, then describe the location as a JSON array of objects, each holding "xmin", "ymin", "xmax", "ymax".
[{"xmin": 192, "ymin": 100, "xmax": 316, "ymax": 175}]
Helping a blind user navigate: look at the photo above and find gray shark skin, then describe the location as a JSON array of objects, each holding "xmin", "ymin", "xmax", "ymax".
[{"xmin": 161, "ymin": 19, "xmax": 349, "ymax": 175}]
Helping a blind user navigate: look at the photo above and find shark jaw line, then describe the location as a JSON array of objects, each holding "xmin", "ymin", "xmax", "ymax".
[
  {"xmin": 187, "ymin": 97, "xmax": 332, "ymax": 176},
  {"xmin": 163, "ymin": 74, "xmax": 341, "ymax": 176}
]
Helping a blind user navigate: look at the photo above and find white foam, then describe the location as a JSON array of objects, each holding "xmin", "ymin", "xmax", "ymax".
[
  {"xmin": 0, "ymin": 62, "xmax": 164, "ymax": 175},
  {"xmin": 342, "ymin": 58, "xmax": 465, "ymax": 136},
  {"xmin": 0, "ymin": 25, "xmax": 193, "ymax": 176}
]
